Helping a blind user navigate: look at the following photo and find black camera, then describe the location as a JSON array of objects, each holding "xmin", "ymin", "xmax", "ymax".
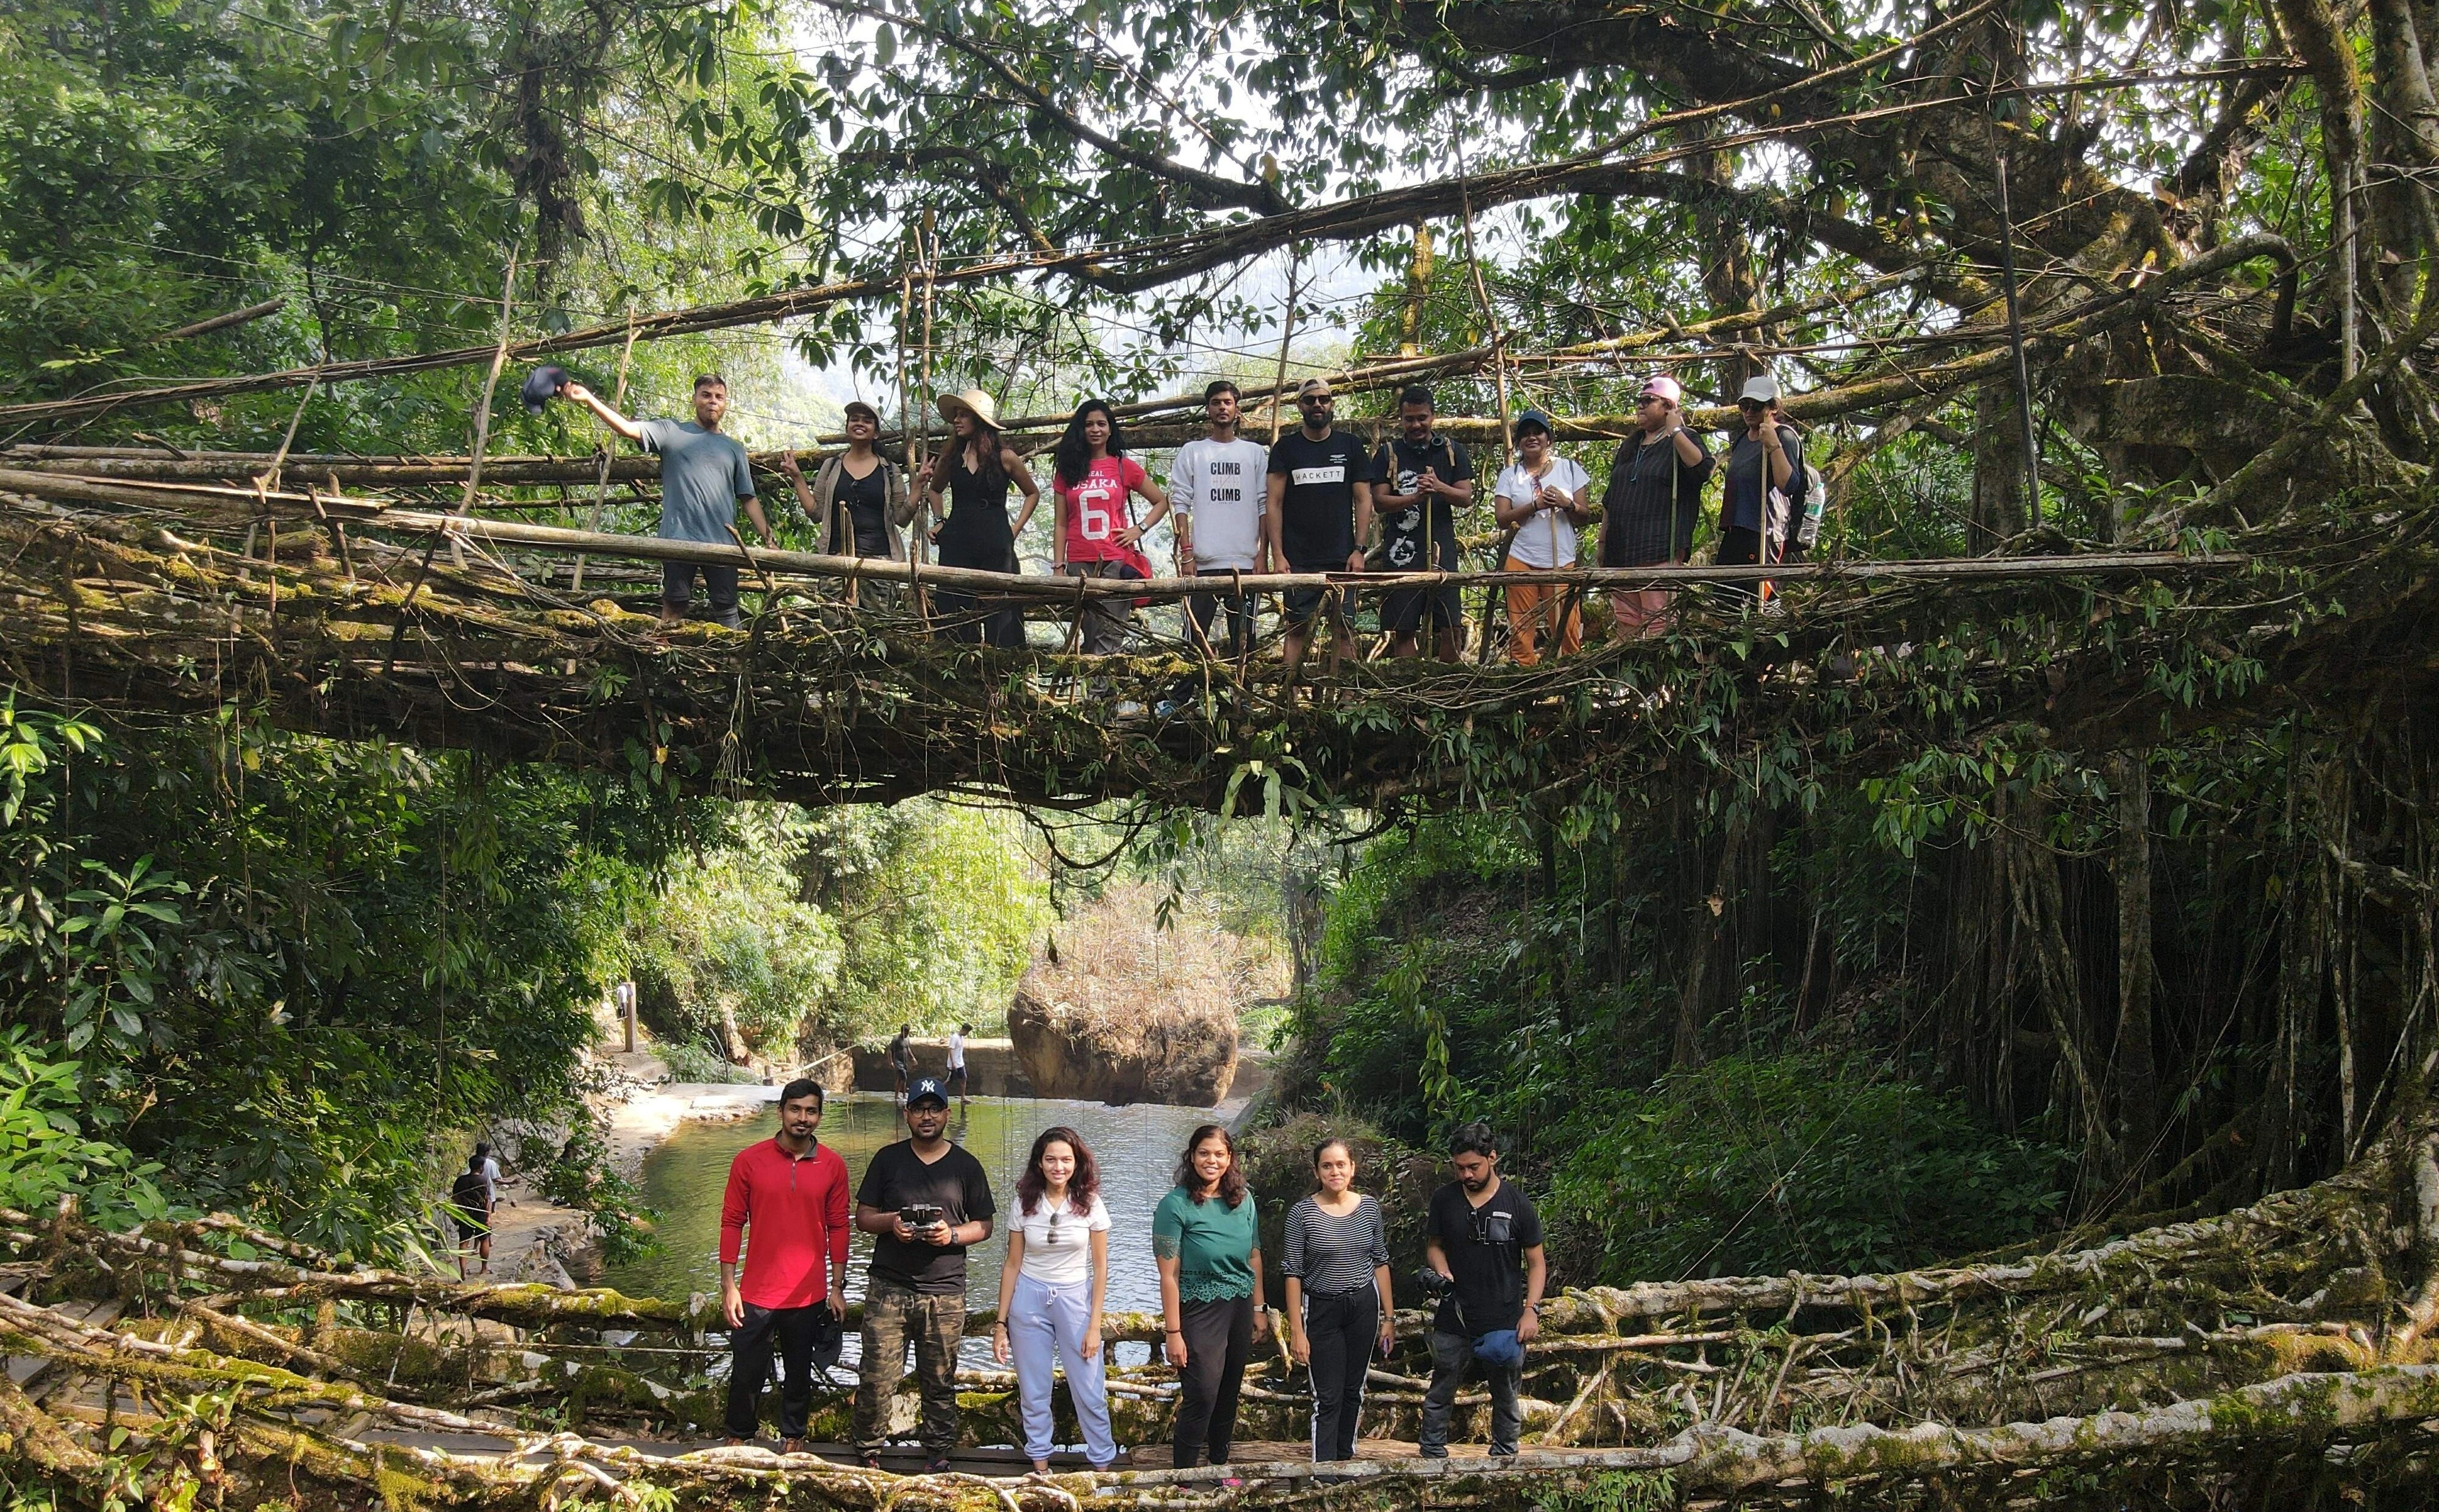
[
  {"xmin": 900, "ymin": 1204, "xmax": 945, "ymax": 1230},
  {"xmin": 1414, "ymin": 1268, "xmax": 1455, "ymax": 1301}
]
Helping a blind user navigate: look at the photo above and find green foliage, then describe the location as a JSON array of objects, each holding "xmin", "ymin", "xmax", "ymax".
[
  {"xmin": 1540, "ymin": 1054, "xmax": 2065, "ymax": 1279},
  {"xmin": 0, "ymin": 697, "xmax": 705, "ymax": 1253},
  {"xmin": 539, "ymin": 1121, "xmax": 657, "ymax": 1266},
  {"xmin": 627, "ymin": 808, "xmax": 841, "ymax": 1057},
  {"xmin": 800, "ymin": 801, "xmax": 1052, "ymax": 1042},
  {"xmin": 0, "ymin": 1029, "xmax": 173, "ymax": 1224}
]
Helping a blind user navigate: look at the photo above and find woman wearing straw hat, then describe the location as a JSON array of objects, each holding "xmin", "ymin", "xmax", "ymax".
[{"xmin": 918, "ymin": 388, "xmax": 1040, "ymax": 647}]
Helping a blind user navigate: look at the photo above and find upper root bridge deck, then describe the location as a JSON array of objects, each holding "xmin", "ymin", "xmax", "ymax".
[{"xmin": 0, "ymin": 456, "xmax": 2426, "ymax": 811}]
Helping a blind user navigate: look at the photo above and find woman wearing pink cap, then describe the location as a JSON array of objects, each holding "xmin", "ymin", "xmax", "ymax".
[{"xmin": 1595, "ymin": 374, "xmax": 1713, "ymax": 637}]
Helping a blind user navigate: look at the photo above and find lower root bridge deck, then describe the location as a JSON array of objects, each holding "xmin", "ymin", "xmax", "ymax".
[{"xmin": 9, "ymin": 1120, "xmax": 2439, "ymax": 1508}]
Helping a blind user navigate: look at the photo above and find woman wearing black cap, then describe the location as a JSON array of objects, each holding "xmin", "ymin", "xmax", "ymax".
[
  {"xmin": 918, "ymin": 388, "xmax": 1039, "ymax": 648},
  {"xmin": 780, "ymin": 402, "xmax": 915, "ymax": 567}
]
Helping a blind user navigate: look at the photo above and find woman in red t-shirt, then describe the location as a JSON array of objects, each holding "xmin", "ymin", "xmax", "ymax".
[{"xmin": 1052, "ymin": 398, "xmax": 1170, "ymax": 657}]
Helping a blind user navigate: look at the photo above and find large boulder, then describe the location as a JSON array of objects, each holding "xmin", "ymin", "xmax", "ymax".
[{"xmin": 1005, "ymin": 887, "xmax": 1277, "ymax": 1107}]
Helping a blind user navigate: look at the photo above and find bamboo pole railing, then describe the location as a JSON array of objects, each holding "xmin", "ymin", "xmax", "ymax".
[{"xmin": 0, "ymin": 467, "xmax": 2244, "ymax": 605}]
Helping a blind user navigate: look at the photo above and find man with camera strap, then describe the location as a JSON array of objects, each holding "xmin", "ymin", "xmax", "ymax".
[
  {"xmin": 1417, "ymin": 1122, "xmax": 1546, "ymax": 1458},
  {"xmin": 852, "ymin": 1078, "xmax": 996, "ymax": 1471}
]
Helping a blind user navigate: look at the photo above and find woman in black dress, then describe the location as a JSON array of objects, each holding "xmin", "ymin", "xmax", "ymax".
[{"xmin": 918, "ymin": 388, "xmax": 1039, "ymax": 647}]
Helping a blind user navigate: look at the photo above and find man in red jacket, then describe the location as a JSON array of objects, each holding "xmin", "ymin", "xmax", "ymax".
[{"xmin": 720, "ymin": 1078, "xmax": 851, "ymax": 1452}]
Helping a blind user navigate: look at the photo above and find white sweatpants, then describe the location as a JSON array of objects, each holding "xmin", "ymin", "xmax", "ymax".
[{"xmin": 1007, "ymin": 1272, "xmax": 1116, "ymax": 1466}]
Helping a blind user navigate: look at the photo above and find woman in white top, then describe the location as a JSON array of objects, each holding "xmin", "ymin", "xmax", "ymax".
[
  {"xmin": 991, "ymin": 1125, "xmax": 1116, "ymax": 1470},
  {"xmin": 1492, "ymin": 409, "xmax": 1593, "ymax": 666}
]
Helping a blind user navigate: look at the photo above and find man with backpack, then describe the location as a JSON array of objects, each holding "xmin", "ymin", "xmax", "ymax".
[
  {"xmin": 1369, "ymin": 385, "xmax": 1474, "ymax": 661},
  {"xmin": 1417, "ymin": 1122, "xmax": 1546, "ymax": 1459}
]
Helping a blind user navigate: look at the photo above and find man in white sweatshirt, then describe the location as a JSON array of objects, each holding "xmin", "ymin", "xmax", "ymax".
[{"xmin": 1170, "ymin": 380, "xmax": 1271, "ymax": 659}]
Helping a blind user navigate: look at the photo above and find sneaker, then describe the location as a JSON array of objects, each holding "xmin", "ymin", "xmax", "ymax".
[
  {"xmin": 1417, "ymin": 1447, "xmax": 1448, "ymax": 1460},
  {"xmin": 859, "ymin": 1452, "xmax": 883, "ymax": 1471},
  {"xmin": 923, "ymin": 1454, "xmax": 954, "ymax": 1475},
  {"xmin": 779, "ymin": 1438, "xmax": 805, "ymax": 1457},
  {"xmin": 1151, "ymin": 699, "xmax": 1179, "ymax": 719}
]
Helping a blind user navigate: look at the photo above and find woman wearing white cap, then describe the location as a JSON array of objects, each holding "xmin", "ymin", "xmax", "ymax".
[
  {"xmin": 1721, "ymin": 375, "xmax": 1796, "ymax": 596},
  {"xmin": 918, "ymin": 388, "xmax": 1040, "ymax": 648}
]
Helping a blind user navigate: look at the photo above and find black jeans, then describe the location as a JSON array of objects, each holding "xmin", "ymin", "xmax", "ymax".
[
  {"xmin": 726, "ymin": 1302, "xmax": 823, "ymax": 1440},
  {"xmin": 1419, "ymin": 1328, "xmax": 1523, "ymax": 1457},
  {"xmin": 662, "ymin": 560, "xmax": 742, "ymax": 627},
  {"xmin": 1185, "ymin": 571, "xmax": 1255, "ymax": 658},
  {"xmin": 1302, "ymin": 1287, "xmax": 1377, "ymax": 1461},
  {"xmin": 1173, "ymin": 1294, "xmax": 1253, "ymax": 1468}
]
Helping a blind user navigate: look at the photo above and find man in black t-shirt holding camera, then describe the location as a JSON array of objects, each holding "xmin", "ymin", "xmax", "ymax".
[
  {"xmin": 851, "ymin": 1078, "xmax": 995, "ymax": 1471},
  {"xmin": 1418, "ymin": 1122, "xmax": 1546, "ymax": 1458}
]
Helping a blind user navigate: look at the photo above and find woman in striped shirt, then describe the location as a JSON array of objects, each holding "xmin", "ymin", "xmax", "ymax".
[{"xmin": 1282, "ymin": 1138, "xmax": 1394, "ymax": 1461}]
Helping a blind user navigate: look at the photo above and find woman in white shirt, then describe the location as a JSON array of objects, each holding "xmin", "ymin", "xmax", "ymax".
[
  {"xmin": 1493, "ymin": 409, "xmax": 1592, "ymax": 665},
  {"xmin": 991, "ymin": 1125, "xmax": 1116, "ymax": 1470}
]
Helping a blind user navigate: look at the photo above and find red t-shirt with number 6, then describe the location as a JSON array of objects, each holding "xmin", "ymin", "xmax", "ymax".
[{"xmin": 1057, "ymin": 455, "xmax": 1151, "ymax": 565}]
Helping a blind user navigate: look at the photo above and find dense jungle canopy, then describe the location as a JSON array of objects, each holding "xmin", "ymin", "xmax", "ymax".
[{"xmin": 8, "ymin": 0, "xmax": 2439, "ymax": 1505}]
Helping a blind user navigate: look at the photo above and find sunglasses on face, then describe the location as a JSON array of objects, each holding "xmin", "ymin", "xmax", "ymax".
[
  {"xmin": 1300, "ymin": 396, "xmax": 1332, "ymax": 405},
  {"xmin": 1739, "ymin": 400, "xmax": 1768, "ymax": 412}
]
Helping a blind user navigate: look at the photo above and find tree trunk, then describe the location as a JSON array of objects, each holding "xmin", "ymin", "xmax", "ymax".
[
  {"xmin": 2113, "ymin": 752, "xmax": 2159, "ymax": 1179},
  {"xmin": 1970, "ymin": 379, "xmax": 2027, "ymax": 552}
]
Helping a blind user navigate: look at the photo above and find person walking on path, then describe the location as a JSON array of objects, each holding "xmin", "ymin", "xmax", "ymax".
[
  {"xmin": 1491, "ymin": 410, "xmax": 1592, "ymax": 665},
  {"xmin": 782, "ymin": 400, "xmax": 916, "ymax": 566},
  {"xmin": 1417, "ymin": 1122, "xmax": 1546, "ymax": 1459},
  {"xmin": 1154, "ymin": 1124, "xmax": 1270, "ymax": 1469},
  {"xmin": 852, "ymin": 1078, "xmax": 996, "ymax": 1472},
  {"xmin": 1282, "ymin": 1138, "xmax": 1394, "ymax": 1463},
  {"xmin": 1719, "ymin": 374, "xmax": 1797, "ymax": 599},
  {"xmin": 1595, "ymin": 374, "xmax": 1714, "ymax": 638},
  {"xmin": 718, "ymin": 1079, "xmax": 850, "ymax": 1453},
  {"xmin": 1369, "ymin": 385, "xmax": 1474, "ymax": 663},
  {"xmin": 559, "ymin": 373, "xmax": 777, "ymax": 628},
  {"xmin": 1171, "ymin": 381, "xmax": 1271, "ymax": 662},
  {"xmin": 919, "ymin": 388, "xmax": 1039, "ymax": 649},
  {"xmin": 991, "ymin": 1125, "xmax": 1117, "ymax": 1472},
  {"xmin": 447, "ymin": 1154, "xmax": 492, "ymax": 1279},
  {"xmin": 1051, "ymin": 399, "xmax": 1168, "ymax": 655},
  {"xmin": 945, "ymin": 1024, "xmax": 973, "ymax": 1106},
  {"xmin": 1263, "ymin": 379, "xmax": 1374, "ymax": 685}
]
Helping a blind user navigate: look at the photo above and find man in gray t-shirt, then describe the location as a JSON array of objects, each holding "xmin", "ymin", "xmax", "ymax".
[{"xmin": 562, "ymin": 373, "xmax": 777, "ymax": 627}]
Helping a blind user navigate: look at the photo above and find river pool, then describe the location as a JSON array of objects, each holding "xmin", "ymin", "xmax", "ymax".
[{"xmin": 602, "ymin": 1094, "xmax": 1223, "ymax": 1367}]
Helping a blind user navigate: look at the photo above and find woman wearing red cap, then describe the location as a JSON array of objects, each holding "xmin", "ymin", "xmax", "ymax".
[{"xmin": 1595, "ymin": 374, "xmax": 1713, "ymax": 637}]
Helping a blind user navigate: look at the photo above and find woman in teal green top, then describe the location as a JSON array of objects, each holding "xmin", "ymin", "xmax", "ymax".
[{"xmin": 1153, "ymin": 1124, "xmax": 1270, "ymax": 1468}]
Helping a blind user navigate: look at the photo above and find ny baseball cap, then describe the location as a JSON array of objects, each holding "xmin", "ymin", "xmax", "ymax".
[
  {"xmin": 907, "ymin": 1077, "xmax": 951, "ymax": 1108},
  {"xmin": 521, "ymin": 365, "xmax": 570, "ymax": 415},
  {"xmin": 1640, "ymin": 375, "xmax": 1684, "ymax": 405},
  {"xmin": 1514, "ymin": 408, "xmax": 1554, "ymax": 435}
]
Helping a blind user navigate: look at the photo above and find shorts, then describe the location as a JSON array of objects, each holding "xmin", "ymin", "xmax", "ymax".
[
  {"xmin": 1282, "ymin": 584, "xmax": 1349, "ymax": 629},
  {"xmin": 454, "ymin": 1212, "xmax": 490, "ymax": 1246},
  {"xmin": 1381, "ymin": 583, "xmax": 1462, "ymax": 634},
  {"xmin": 947, "ymin": 1064, "xmax": 968, "ymax": 1087}
]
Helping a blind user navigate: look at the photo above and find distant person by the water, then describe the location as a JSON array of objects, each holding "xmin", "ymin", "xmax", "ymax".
[
  {"xmin": 448, "ymin": 1154, "xmax": 492, "ymax": 1279},
  {"xmin": 1417, "ymin": 1122, "xmax": 1546, "ymax": 1459},
  {"xmin": 1154, "ymin": 1123, "xmax": 1269, "ymax": 1469},
  {"xmin": 718, "ymin": 1079, "xmax": 849, "ymax": 1453},
  {"xmin": 991, "ymin": 1125, "xmax": 1116, "ymax": 1472},
  {"xmin": 555, "ymin": 373, "xmax": 779, "ymax": 629},
  {"xmin": 852, "ymin": 1077, "xmax": 996, "ymax": 1473},
  {"xmin": 946, "ymin": 1024, "xmax": 971, "ymax": 1106},
  {"xmin": 889, "ymin": 1024, "xmax": 914, "ymax": 1100},
  {"xmin": 1284, "ymin": 1138, "xmax": 1393, "ymax": 1462}
]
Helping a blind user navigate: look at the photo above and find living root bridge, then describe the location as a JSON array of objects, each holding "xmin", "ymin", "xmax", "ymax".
[
  {"xmin": 4, "ymin": 460, "xmax": 2428, "ymax": 811},
  {"xmin": 10, "ymin": 1124, "xmax": 2439, "ymax": 1510}
]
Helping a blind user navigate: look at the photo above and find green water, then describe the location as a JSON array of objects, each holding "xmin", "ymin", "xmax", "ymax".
[{"xmin": 604, "ymin": 1093, "xmax": 1220, "ymax": 1365}]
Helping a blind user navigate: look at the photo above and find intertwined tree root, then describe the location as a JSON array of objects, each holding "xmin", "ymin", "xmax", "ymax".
[{"xmin": 4, "ymin": 1118, "xmax": 2439, "ymax": 1508}]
